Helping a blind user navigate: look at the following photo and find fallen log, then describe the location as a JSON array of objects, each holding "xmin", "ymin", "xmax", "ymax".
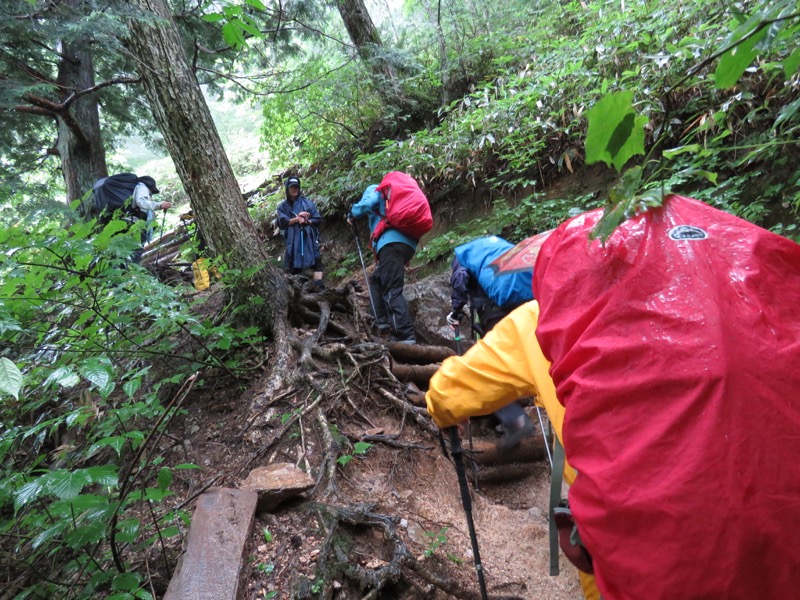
[
  {"xmin": 143, "ymin": 249, "xmax": 181, "ymax": 268},
  {"xmin": 390, "ymin": 363, "xmax": 440, "ymax": 387},
  {"xmin": 476, "ymin": 462, "xmax": 546, "ymax": 485},
  {"xmin": 387, "ymin": 343, "xmax": 455, "ymax": 364},
  {"xmin": 141, "ymin": 232, "xmax": 190, "ymax": 262},
  {"xmin": 143, "ymin": 227, "xmax": 181, "ymax": 252},
  {"xmin": 466, "ymin": 435, "xmax": 545, "ymax": 465}
]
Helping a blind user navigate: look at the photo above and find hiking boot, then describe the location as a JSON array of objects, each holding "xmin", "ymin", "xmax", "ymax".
[
  {"xmin": 390, "ymin": 335, "xmax": 416, "ymax": 345},
  {"xmin": 498, "ymin": 415, "xmax": 535, "ymax": 453},
  {"xmin": 311, "ymin": 280, "xmax": 325, "ymax": 292}
]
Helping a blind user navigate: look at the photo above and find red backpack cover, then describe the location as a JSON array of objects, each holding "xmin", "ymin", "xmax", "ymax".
[
  {"xmin": 372, "ymin": 172, "xmax": 433, "ymax": 242},
  {"xmin": 533, "ymin": 195, "xmax": 800, "ymax": 600}
]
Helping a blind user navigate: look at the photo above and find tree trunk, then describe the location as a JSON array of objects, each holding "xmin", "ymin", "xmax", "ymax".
[
  {"xmin": 334, "ymin": 0, "xmax": 403, "ymax": 103},
  {"xmin": 125, "ymin": 0, "xmax": 287, "ymax": 333},
  {"xmin": 55, "ymin": 38, "xmax": 109, "ymax": 202}
]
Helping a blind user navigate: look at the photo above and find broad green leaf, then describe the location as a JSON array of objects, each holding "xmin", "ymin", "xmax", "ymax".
[
  {"xmin": 221, "ymin": 22, "xmax": 246, "ymax": 49},
  {"xmin": 159, "ymin": 525, "xmax": 180, "ymax": 538},
  {"xmin": 589, "ymin": 168, "xmax": 665, "ymax": 243},
  {"xmin": 0, "ymin": 357, "xmax": 22, "ymax": 400},
  {"xmin": 50, "ymin": 493, "xmax": 108, "ymax": 513},
  {"xmin": 663, "ymin": 144, "xmax": 702, "ymax": 159},
  {"xmin": 140, "ymin": 487, "xmax": 170, "ymax": 502},
  {"xmin": 88, "ymin": 436, "xmax": 127, "ymax": 457},
  {"xmin": 246, "ymin": 0, "xmax": 267, "ymax": 10},
  {"xmin": 201, "ymin": 13, "xmax": 225, "ymax": 22},
  {"xmin": 85, "ymin": 465, "xmax": 119, "ymax": 487},
  {"xmin": 236, "ymin": 17, "xmax": 262, "ymax": 39},
  {"xmin": 45, "ymin": 367, "xmax": 81, "ymax": 389},
  {"xmin": 157, "ymin": 467, "xmax": 172, "ymax": 492},
  {"xmin": 31, "ymin": 520, "xmax": 69, "ymax": 549},
  {"xmin": 679, "ymin": 169, "xmax": 718, "ymax": 185},
  {"xmin": 14, "ymin": 477, "xmax": 46, "ymax": 510},
  {"xmin": 714, "ymin": 27, "xmax": 766, "ymax": 89},
  {"xmin": 775, "ymin": 97, "xmax": 800, "ymax": 129},
  {"xmin": 585, "ymin": 91, "xmax": 647, "ymax": 172},
  {"xmin": 78, "ymin": 359, "xmax": 115, "ymax": 398},
  {"xmin": 112, "ymin": 572, "xmax": 141, "ymax": 592},
  {"xmin": 116, "ymin": 518, "xmax": 141, "ymax": 544},
  {"xmin": 353, "ymin": 442, "xmax": 373, "ymax": 454},
  {"xmin": 123, "ymin": 377, "xmax": 142, "ymax": 398},
  {"xmin": 46, "ymin": 469, "xmax": 92, "ymax": 499},
  {"xmin": 64, "ymin": 519, "xmax": 106, "ymax": 548},
  {"xmin": 175, "ymin": 463, "xmax": 202, "ymax": 470},
  {"xmin": 784, "ymin": 47, "xmax": 800, "ymax": 79}
]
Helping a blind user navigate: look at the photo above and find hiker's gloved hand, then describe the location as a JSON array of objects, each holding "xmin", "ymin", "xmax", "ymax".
[{"xmin": 446, "ymin": 311, "xmax": 462, "ymax": 327}]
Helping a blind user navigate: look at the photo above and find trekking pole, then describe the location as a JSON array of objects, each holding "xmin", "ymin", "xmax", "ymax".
[
  {"xmin": 447, "ymin": 426, "xmax": 489, "ymax": 600},
  {"xmin": 154, "ymin": 208, "xmax": 167, "ymax": 266},
  {"xmin": 536, "ymin": 407, "xmax": 553, "ymax": 470},
  {"xmin": 451, "ymin": 321, "xmax": 478, "ymax": 489},
  {"xmin": 349, "ymin": 221, "xmax": 380, "ymax": 324},
  {"xmin": 451, "ymin": 322, "xmax": 462, "ymax": 356}
]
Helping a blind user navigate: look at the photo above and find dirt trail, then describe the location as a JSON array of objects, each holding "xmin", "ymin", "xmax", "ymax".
[{"xmin": 364, "ymin": 437, "xmax": 584, "ymax": 600}]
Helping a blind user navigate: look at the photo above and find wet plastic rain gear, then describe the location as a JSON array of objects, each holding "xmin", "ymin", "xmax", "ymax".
[
  {"xmin": 276, "ymin": 178, "xmax": 322, "ymax": 272},
  {"xmin": 350, "ymin": 184, "xmax": 417, "ymax": 341},
  {"xmin": 427, "ymin": 194, "xmax": 800, "ymax": 600}
]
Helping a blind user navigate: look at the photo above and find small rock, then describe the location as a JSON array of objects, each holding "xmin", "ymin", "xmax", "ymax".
[
  {"xmin": 365, "ymin": 558, "xmax": 388, "ymax": 569},
  {"xmin": 241, "ymin": 463, "xmax": 315, "ymax": 514},
  {"xmin": 406, "ymin": 521, "xmax": 428, "ymax": 545},
  {"xmin": 399, "ymin": 518, "xmax": 408, "ymax": 528}
]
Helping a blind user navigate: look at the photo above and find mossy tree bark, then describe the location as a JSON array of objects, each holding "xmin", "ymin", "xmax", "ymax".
[{"xmin": 125, "ymin": 0, "xmax": 288, "ymax": 334}]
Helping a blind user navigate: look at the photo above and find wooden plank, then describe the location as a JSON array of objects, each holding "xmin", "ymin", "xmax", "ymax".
[{"xmin": 164, "ymin": 487, "xmax": 258, "ymax": 600}]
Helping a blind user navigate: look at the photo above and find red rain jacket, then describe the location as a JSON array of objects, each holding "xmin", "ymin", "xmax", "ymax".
[{"xmin": 533, "ymin": 195, "xmax": 800, "ymax": 600}]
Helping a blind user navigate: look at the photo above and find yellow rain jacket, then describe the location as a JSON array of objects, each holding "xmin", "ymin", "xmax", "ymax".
[{"xmin": 426, "ymin": 300, "xmax": 599, "ymax": 600}]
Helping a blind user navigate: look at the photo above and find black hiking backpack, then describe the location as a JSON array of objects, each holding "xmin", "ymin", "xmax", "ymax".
[{"xmin": 83, "ymin": 173, "xmax": 148, "ymax": 224}]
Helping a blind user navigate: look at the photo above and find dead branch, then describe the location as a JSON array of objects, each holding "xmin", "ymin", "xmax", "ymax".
[
  {"xmin": 239, "ymin": 394, "xmax": 322, "ymax": 475},
  {"xmin": 376, "ymin": 386, "xmax": 438, "ymax": 437},
  {"xmin": 404, "ymin": 559, "xmax": 525, "ymax": 600},
  {"xmin": 348, "ymin": 433, "xmax": 432, "ymax": 451}
]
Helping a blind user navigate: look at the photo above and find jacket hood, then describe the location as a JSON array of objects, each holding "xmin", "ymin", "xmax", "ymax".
[
  {"xmin": 284, "ymin": 177, "xmax": 300, "ymax": 192},
  {"xmin": 137, "ymin": 176, "xmax": 159, "ymax": 194}
]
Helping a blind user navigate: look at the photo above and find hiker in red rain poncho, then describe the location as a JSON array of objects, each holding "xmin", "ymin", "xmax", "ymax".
[{"xmin": 426, "ymin": 195, "xmax": 800, "ymax": 600}]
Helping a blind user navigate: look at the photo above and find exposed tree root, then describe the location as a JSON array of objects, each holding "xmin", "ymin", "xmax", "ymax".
[{"xmin": 234, "ymin": 272, "xmax": 515, "ymax": 598}]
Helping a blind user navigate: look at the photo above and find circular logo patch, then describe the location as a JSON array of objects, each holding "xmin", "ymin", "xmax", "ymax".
[{"xmin": 668, "ymin": 225, "xmax": 708, "ymax": 240}]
